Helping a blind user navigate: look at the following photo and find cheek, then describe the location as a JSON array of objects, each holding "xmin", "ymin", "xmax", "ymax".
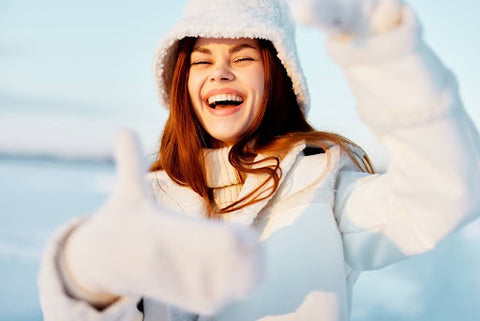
[
  {"xmin": 251, "ymin": 69, "xmax": 265, "ymax": 111},
  {"xmin": 251, "ymin": 64, "xmax": 265, "ymax": 96},
  {"xmin": 187, "ymin": 72, "xmax": 202, "ymax": 109},
  {"xmin": 187, "ymin": 73, "xmax": 195, "ymax": 100}
]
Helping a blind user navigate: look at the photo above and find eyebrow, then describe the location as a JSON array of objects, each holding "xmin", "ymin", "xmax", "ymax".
[{"xmin": 192, "ymin": 43, "xmax": 259, "ymax": 55}]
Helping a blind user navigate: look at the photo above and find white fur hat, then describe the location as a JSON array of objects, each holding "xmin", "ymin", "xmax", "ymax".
[{"xmin": 153, "ymin": 0, "xmax": 310, "ymax": 113}]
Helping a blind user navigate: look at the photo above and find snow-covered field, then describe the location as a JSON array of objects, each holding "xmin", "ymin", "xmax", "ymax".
[
  {"xmin": 1, "ymin": 154, "xmax": 479, "ymax": 320},
  {"xmin": 0, "ymin": 157, "xmax": 114, "ymax": 321}
]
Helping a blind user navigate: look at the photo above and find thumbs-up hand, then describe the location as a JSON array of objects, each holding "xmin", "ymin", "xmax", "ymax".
[
  {"xmin": 290, "ymin": 0, "xmax": 402, "ymax": 37},
  {"xmin": 63, "ymin": 129, "xmax": 263, "ymax": 314}
]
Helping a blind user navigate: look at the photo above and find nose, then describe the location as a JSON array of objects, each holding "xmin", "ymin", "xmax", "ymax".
[{"xmin": 209, "ymin": 61, "xmax": 235, "ymax": 82}]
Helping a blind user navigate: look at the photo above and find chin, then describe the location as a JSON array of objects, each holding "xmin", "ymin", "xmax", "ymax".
[
  {"xmin": 206, "ymin": 124, "xmax": 244, "ymax": 146},
  {"xmin": 210, "ymin": 135, "xmax": 239, "ymax": 146}
]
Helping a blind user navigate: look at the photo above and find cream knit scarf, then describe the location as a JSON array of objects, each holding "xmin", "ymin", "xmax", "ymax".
[{"xmin": 203, "ymin": 147, "xmax": 242, "ymax": 210}]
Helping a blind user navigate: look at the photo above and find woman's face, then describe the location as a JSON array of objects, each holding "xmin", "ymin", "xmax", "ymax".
[{"xmin": 187, "ymin": 37, "xmax": 265, "ymax": 146}]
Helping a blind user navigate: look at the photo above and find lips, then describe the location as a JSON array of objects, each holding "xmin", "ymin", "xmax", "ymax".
[
  {"xmin": 204, "ymin": 89, "xmax": 246, "ymax": 110},
  {"xmin": 207, "ymin": 94, "xmax": 244, "ymax": 108}
]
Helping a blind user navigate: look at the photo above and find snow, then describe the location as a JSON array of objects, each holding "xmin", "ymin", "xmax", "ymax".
[
  {"xmin": 0, "ymin": 158, "xmax": 113, "ymax": 320},
  {"xmin": 0, "ymin": 111, "xmax": 164, "ymax": 163}
]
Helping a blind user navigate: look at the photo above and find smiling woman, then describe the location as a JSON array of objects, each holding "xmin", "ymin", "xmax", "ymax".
[
  {"xmin": 188, "ymin": 38, "xmax": 265, "ymax": 145},
  {"xmin": 38, "ymin": 0, "xmax": 480, "ymax": 321}
]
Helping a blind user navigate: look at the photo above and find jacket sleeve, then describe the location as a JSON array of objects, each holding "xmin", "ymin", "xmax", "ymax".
[
  {"xmin": 330, "ymin": 5, "xmax": 480, "ymax": 271},
  {"xmin": 38, "ymin": 219, "xmax": 144, "ymax": 321}
]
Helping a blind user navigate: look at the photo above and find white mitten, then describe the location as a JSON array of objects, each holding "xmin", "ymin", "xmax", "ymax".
[
  {"xmin": 290, "ymin": 0, "xmax": 402, "ymax": 36},
  {"xmin": 62, "ymin": 129, "xmax": 263, "ymax": 314}
]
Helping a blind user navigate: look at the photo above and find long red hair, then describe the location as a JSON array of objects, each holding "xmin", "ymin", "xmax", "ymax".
[{"xmin": 150, "ymin": 37, "xmax": 374, "ymax": 218}]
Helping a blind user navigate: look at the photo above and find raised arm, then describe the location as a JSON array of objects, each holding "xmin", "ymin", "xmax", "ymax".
[{"xmin": 326, "ymin": 4, "xmax": 480, "ymax": 270}]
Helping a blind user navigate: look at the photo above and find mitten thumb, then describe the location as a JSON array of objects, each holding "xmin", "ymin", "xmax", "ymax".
[{"xmin": 111, "ymin": 128, "xmax": 147, "ymax": 201}]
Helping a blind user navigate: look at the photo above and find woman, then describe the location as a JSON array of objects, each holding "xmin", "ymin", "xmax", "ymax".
[{"xmin": 39, "ymin": 0, "xmax": 480, "ymax": 320}]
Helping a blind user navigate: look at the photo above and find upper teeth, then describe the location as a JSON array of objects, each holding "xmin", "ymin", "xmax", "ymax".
[{"xmin": 207, "ymin": 94, "xmax": 244, "ymax": 105}]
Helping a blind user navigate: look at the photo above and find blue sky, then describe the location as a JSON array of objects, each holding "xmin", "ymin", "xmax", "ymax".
[{"xmin": 1, "ymin": 0, "xmax": 479, "ymax": 161}]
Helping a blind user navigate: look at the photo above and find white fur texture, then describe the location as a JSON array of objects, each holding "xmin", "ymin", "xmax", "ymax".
[{"xmin": 153, "ymin": 0, "xmax": 310, "ymax": 113}]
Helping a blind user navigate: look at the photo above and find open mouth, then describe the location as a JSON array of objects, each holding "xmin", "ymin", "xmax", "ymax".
[{"xmin": 207, "ymin": 94, "xmax": 245, "ymax": 109}]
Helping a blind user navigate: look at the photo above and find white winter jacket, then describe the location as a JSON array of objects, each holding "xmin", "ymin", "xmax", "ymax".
[{"xmin": 39, "ymin": 6, "xmax": 480, "ymax": 321}]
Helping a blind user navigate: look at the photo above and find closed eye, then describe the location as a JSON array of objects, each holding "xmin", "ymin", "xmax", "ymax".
[
  {"xmin": 191, "ymin": 60, "xmax": 212, "ymax": 66},
  {"xmin": 233, "ymin": 57, "xmax": 255, "ymax": 63}
]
